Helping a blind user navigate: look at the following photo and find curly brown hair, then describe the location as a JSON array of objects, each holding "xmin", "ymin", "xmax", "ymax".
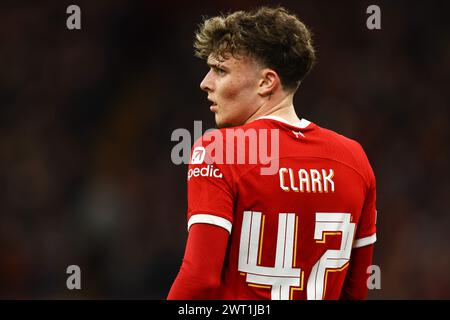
[{"xmin": 194, "ymin": 6, "xmax": 316, "ymax": 91}]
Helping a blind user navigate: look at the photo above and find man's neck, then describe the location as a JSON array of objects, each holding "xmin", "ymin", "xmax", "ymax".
[{"xmin": 244, "ymin": 92, "xmax": 302, "ymax": 126}]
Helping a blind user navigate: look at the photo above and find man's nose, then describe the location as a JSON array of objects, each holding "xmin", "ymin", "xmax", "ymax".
[{"xmin": 200, "ymin": 70, "xmax": 213, "ymax": 92}]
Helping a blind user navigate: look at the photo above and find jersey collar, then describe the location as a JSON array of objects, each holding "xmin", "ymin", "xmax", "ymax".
[{"xmin": 254, "ymin": 115, "xmax": 312, "ymax": 129}]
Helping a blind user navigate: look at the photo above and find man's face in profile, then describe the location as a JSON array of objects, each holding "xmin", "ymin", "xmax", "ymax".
[{"xmin": 200, "ymin": 54, "xmax": 263, "ymax": 128}]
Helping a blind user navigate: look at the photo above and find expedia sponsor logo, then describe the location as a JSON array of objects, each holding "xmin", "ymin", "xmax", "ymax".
[{"xmin": 188, "ymin": 165, "xmax": 223, "ymax": 181}]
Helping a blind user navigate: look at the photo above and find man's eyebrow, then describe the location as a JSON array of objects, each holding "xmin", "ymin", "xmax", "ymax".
[{"xmin": 207, "ymin": 61, "xmax": 229, "ymax": 70}]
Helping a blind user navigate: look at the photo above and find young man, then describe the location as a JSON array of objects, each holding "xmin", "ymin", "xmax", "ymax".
[{"xmin": 168, "ymin": 6, "xmax": 377, "ymax": 300}]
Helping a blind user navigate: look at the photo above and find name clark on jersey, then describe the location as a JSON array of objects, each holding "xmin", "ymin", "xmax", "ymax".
[{"xmin": 279, "ymin": 168, "xmax": 335, "ymax": 193}]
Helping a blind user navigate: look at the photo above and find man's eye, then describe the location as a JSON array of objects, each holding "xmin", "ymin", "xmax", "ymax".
[{"xmin": 213, "ymin": 67, "xmax": 225, "ymax": 75}]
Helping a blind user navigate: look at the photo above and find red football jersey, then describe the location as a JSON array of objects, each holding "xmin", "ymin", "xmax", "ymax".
[{"xmin": 186, "ymin": 116, "xmax": 377, "ymax": 300}]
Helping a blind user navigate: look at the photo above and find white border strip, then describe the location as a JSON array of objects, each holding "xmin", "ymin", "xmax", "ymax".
[
  {"xmin": 188, "ymin": 214, "xmax": 232, "ymax": 234},
  {"xmin": 353, "ymin": 233, "xmax": 377, "ymax": 248}
]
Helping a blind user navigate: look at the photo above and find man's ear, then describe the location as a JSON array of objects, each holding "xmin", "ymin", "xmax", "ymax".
[{"xmin": 258, "ymin": 69, "xmax": 280, "ymax": 97}]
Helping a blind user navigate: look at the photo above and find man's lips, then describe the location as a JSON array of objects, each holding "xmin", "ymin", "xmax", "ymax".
[{"xmin": 208, "ymin": 98, "xmax": 218, "ymax": 112}]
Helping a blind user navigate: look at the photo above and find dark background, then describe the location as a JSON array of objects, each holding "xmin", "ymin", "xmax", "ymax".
[{"xmin": 0, "ymin": 0, "xmax": 449, "ymax": 299}]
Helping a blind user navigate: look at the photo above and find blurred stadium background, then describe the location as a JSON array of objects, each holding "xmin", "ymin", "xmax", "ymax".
[{"xmin": 0, "ymin": 0, "xmax": 449, "ymax": 299}]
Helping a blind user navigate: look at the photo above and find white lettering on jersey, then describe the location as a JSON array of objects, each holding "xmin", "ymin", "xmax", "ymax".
[
  {"xmin": 279, "ymin": 168, "xmax": 335, "ymax": 193},
  {"xmin": 238, "ymin": 211, "xmax": 302, "ymax": 300},
  {"xmin": 187, "ymin": 165, "xmax": 223, "ymax": 181},
  {"xmin": 238, "ymin": 211, "xmax": 356, "ymax": 300},
  {"xmin": 307, "ymin": 212, "xmax": 355, "ymax": 299}
]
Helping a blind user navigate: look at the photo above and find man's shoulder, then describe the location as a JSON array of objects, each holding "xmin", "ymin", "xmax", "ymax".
[{"xmin": 307, "ymin": 123, "xmax": 374, "ymax": 184}]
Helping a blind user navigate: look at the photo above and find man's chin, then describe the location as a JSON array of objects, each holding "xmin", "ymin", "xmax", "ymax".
[
  {"xmin": 216, "ymin": 122, "xmax": 229, "ymax": 129},
  {"xmin": 215, "ymin": 120, "xmax": 233, "ymax": 129},
  {"xmin": 215, "ymin": 115, "xmax": 239, "ymax": 129}
]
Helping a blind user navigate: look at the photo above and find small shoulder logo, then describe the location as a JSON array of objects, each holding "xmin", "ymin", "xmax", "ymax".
[
  {"xmin": 292, "ymin": 130, "xmax": 305, "ymax": 138},
  {"xmin": 191, "ymin": 147, "xmax": 206, "ymax": 164}
]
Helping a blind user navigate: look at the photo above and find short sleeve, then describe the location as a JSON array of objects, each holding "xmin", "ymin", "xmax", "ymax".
[
  {"xmin": 186, "ymin": 134, "xmax": 235, "ymax": 234},
  {"xmin": 353, "ymin": 164, "xmax": 377, "ymax": 248}
]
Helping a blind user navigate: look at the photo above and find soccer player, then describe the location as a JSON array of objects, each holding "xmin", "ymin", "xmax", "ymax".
[{"xmin": 168, "ymin": 6, "xmax": 377, "ymax": 300}]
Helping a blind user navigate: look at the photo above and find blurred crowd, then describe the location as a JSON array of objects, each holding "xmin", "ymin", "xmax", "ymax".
[{"xmin": 0, "ymin": 1, "xmax": 449, "ymax": 298}]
